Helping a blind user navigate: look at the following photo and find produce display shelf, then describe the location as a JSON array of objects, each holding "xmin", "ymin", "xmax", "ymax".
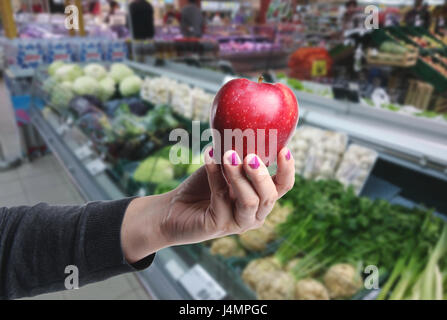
[
  {"xmin": 27, "ymin": 60, "xmax": 447, "ymax": 300},
  {"xmin": 127, "ymin": 59, "xmax": 447, "ymax": 182}
]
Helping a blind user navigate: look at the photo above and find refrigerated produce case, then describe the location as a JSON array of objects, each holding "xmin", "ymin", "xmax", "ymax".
[{"xmin": 28, "ymin": 59, "xmax": 447, "ymax": 299}]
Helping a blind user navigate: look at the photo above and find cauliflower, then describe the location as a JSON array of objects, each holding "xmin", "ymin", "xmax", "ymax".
[
  {"xmin": 323, "ymin": 264, "xmax": 362, "ymax": 298},
  {"xmin": 295, "ymin": 278, "xmax": 330, "ymax": 300},
  {"xmin": 209, "ymin": 237, "xmax": 245, "ymax": 258},
  {"xmin": 242, "ymin": 256, "xmax": 282, "ymax": 290},
  {"xmin": 256, "ymin": 271, "xmax": 295, "ymax": 300},
  {"xmin": 239, "ymin": 225, "xmax": 276, "ymax": 251}
]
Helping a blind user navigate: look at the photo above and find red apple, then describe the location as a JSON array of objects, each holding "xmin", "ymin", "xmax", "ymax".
[{"xmin": 210, "ymin": 77, "xmax": 299, "ymax": 166}]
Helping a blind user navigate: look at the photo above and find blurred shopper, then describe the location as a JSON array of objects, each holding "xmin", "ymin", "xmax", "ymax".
[
  {"xmin": 180, "ymin": 0, "xmax": 204, "ymax": 38},
  {"xmin": 404, "ymin": 0, "xmax": 431, "ymax": 28},
  {"xmin": 163, "ymin": 4, "xmax": 181, "ymax": 26},
  {"xmin": 234, "ymin": 8, "xmax": 247, "ymax": 24},
  {"xmin": 129, "ymin": 0, "xmax": 155, "ymax": 40},
  {"xmin": 433, "ymin": 0, "xmax": 447, "ymax": 35},
  {"xmin": 342, "ymin": 0, "xmax": 364, "ymax": 30},
  {"xmin": 211, "ymin": 12, "xmax": 223, "ymax": 26},
  {"xmin": 32, "ymin": 0, "xmax": 43, "ymax": 13},
  {"xmin": 89, "ymin": 0, "xmax": 101, "ymax": 15}
]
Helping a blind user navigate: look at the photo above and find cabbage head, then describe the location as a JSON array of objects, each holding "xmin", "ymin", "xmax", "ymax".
[
  {"xmin": 133, "ymin": 157, "xmax": 174, "ymax": 184},
  {"xmin": 84, "ymin": 63, "xmax": 107, "ymax": 80},
  {"xmin": 54, "ymin": 64, "xmax": 83, "ymax": 82},
  {"xmin": 73, "ymin": 76, "xmax": 100, "ymax": 96},
  {"xmin": 50, "ymin": 82, "xmax": 74, "ymax": 110},
  {"xmin": 99, "ymin": 77, "xmax": 116, "ymax": 101},
  {"xmin": 48, "ymin": 61, "xmax": 65, "ymax": 76},
  {"xmin": 109, "ymin": 63, "xmax": 134, "ymax": 82},
  {"xmin": 119, "ymin": 75, "xmax": 142, "ymax": 97}
]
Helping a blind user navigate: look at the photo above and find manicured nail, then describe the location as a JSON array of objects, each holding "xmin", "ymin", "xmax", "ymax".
[
  {"xmin": 209, "ymin": 148, "xmax": 214, "ymax": 158},
  {"xmin": 286, "ymin": 150, "xmax": 291, "ymax": 161},
  {"xmin": 229, "ymin": 152, "xmax": 239, "ymax": 166},
  {"xmin": 249, "ymin": 156, "xmax": 260, "ymax": 169}
]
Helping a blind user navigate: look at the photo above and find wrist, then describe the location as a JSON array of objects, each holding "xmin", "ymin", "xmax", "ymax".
[{"xmin": 121, "ymin": 192, "xmax": 173, "ymax": 264}]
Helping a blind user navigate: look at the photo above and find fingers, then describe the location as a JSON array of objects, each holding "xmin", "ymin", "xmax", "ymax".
[
  {"xmin": 273, "ymin": 147, "xmax": 295, "ymax": 198},
  {"xmin": 204, "ymin": 147, "xmax": 232, "ymax": 228},
  {"xmin": 222, "ymin": 150, "xmax": 260, "ymax": 230},
  {"xmin": 243, "ymin": 154, "xmax": 278, "ymax": 221}
]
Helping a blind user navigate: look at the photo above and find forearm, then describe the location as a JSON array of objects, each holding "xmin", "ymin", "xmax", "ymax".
[
  {"xmin": 121, "ymin": 193, "xmax": 173, "ymax": 263},
  {"xmin": 0, "ymin": 198, "xmax": 155, "ymax": 299}
]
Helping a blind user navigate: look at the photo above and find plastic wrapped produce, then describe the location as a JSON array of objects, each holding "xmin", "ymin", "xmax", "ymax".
[
  {"xmin": 112, "ymin": 113, "xmax": 146, "ymax": 138},
  {"xmin": 323, "ymin": 264, "xmax": 362, "ymax": 299},
  {"xmin": 171, "ymin": 82, "xmax": 193, "ymax": 118},
  {"xmin": 256, "ymin": 271, "xmax": 295, "ymax": 300},
  {"xmin": 141, "ymin": 76, "xmax": 176, "ymax": 105},
  {"xmin": 76, "ymin": 111, "xmax": 112, "ymax": 145},
  {"xmin": 141, "ymin": 76, "xmax": 214, "ymax": 122},
  {"xmin": 295, "ymin": 278, "xmax": 330, "ymax": 300},
  {"xmin": 302, "ymin": 131, "xmax": 347, "ymax": 180},
  {"xmin": 335, "ymin": 144, "xmax": 378, "ymax": 194},
  {"xmin": 210, "ymin": 237, "xmax": 245, "ymax": 258},
  {"xmin": 288, "ymin": 126, "xmax": 326, "ymax": 175},
  {"xmin": 190, "ymin": 87, "xmax": 214, "ymax": 122},
  {"xmin": 242, "ymin": 256, "xmax": 282, "ymax": 291},
  {"xmin": 69, "ymin": 96, "xmax": 103, "ymax": 118}
]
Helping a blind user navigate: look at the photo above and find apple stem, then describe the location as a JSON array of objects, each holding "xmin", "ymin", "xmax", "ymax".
[{"xmin": 258, "ymin": 75, "xmax": 264, "ymax": 83}]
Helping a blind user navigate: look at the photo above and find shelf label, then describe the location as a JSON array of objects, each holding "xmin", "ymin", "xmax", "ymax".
[
  {"xmin": 178, "ymin": 264, "xmax": 226, "ymax": 300},
  {"xmin": 311, "ymin": 60, "xmax": 327, "ymax": 77},
  {"xmin": 86, "ymin": 158, "xmax": 107, "ymax": 176},
  {"xmin": 74, "ymin": 145, "xmax": 93, "ymax": 160}
]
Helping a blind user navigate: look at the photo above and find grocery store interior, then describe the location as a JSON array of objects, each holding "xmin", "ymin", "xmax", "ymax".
[{"xmin": 1, "ymin": 0, "xmax": 447, "ymax": 300}]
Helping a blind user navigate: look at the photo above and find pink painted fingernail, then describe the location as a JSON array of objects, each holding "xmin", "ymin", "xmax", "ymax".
[
  {"xmin": 209, "ymin": 148, "xmax": 214, "ymax": 158},
  {"xmin": 286, "ymin": 150, "xmax": 291, "ymax": 160},
  {"xmin": 229, "ymin": 152, "xmax": 239, "ymax": 166},
  {"xmin": 249, "ymin": 156, "xmax": 260, "ymax": 169}
]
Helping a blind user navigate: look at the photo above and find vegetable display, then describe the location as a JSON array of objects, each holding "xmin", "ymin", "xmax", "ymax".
[{"xmin": 40, "ymin": 61, "xmax": 447, "ymax": 300}]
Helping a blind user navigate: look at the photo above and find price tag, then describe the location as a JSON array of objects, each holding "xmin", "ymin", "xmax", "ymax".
[
  {"xmin": 86, "ymin": 158, "xmax": 107, "ymax": 176},
  {"xmin": 311, "ymin": 60, "xmax": 327, "ymax": 77},
  {"xmin": 74, "ymin": 145, "xmax": 93, "ymax": 160},
  {"xmin": 178, "ymin": 264, "xmax": 226, "ymax": 300}
]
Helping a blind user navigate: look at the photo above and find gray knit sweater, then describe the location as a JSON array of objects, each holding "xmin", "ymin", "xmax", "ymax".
[{"xmin": 0, "ymin": 198, "xmax": 155, "ymax": 299}]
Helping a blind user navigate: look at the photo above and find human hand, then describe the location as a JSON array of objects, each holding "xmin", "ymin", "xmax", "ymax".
[{"xmin": 121, "ymin": 147, "xmax": 295, "ymax": 264}]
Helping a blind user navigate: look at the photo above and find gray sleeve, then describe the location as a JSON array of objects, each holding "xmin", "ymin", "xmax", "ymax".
[{"xmin": 0, "ymin": 198, "xmax": 155, "ymax": 299}]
